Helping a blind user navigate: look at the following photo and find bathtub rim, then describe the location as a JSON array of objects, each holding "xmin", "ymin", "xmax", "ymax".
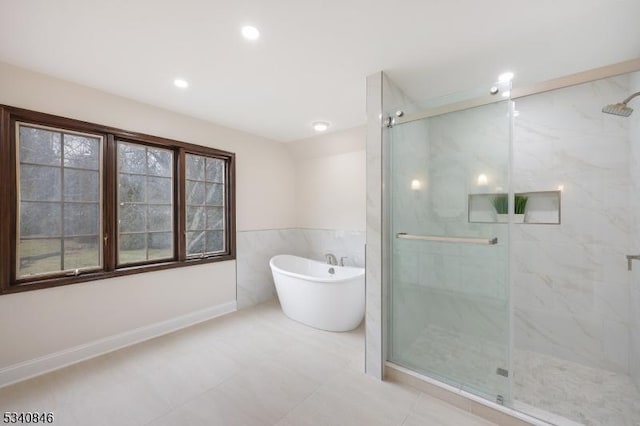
[{"xmin": 269, "ymin": 254, "xmax": 364, "ymax": 284}]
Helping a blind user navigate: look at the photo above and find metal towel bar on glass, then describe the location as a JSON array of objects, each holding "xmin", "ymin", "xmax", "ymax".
[{"xmin": 396, "ymin": 233, "xmax": 498, "ymax": 245}]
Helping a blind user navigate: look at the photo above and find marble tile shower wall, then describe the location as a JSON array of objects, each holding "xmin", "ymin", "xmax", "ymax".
[
  {"xmin": 630, "ymin": 71, "xmax": 640, "ymax": 390},
  {"xmin": 236, "ymin": 229, "xmax": 365, "ymax": 309},
  {"xmin": 512, "ymin": 74, "xmax": 634, "ymax": 373}
]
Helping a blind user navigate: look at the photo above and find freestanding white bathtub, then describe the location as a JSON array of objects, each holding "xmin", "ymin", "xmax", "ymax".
[{"xmin": 269, "ymin": 254, "xmax": 365, "ymax": 332}]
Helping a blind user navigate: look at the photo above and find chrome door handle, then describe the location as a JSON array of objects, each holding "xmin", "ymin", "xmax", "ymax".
[{"xmin": 626, "ymin": 255, "xmax": 640, "ymax": 271}]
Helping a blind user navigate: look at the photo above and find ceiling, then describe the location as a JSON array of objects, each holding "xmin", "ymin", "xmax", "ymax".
[{"xmin": 1, "ymin": 0, "xmax": 639, "ymax": 142}]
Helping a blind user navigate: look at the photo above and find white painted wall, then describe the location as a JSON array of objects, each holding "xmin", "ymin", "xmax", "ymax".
[
  {"xmin": 287, "ymin": 126, "xmax": 366, "ymax": 231},
  {"xmin": 237, "ymin": 124, "xmax": 368, "ymax": 311},
  {"xmin": 0, "ymin": 62, "xmax": 296, "ymax": 232},
  {"xmin": 0, "ymin": 61, "xmax": 296, "ymax": 370}
]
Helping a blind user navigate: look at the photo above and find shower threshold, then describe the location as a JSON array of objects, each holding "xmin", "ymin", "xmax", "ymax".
[{"xmin": 385, "ymin": 362, "xmax": 548, "ymax": 425}]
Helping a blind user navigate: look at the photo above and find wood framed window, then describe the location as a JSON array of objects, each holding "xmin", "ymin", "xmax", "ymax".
[
  {"xmin": 185, "ymin": 153, "xmax": 227, "ymax": 258},
  {"xmin": 0, "ymin": 105, "xmax": 236, "ymax": 295},
  {"xmin": 117, "ymin": 141, "xmax": 174, "ymax": 265},
  {"xmin": 16, "ymin": 123, "xmax": 103, "ymax": 278}
]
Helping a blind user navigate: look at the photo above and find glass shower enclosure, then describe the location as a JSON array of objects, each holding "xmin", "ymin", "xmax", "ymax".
[
  {"xmin": 383, "ymin": 66, "xmax": 640, "ymax": 425},
  {"xmin": 387, "ymin": 87, "xmax": 513, "ymax": 403}
]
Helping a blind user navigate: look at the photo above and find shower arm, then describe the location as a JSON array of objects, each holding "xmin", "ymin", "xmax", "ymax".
[{"xmin": 621, "ymin": 91, "xmax": 640, "ymax": 105}]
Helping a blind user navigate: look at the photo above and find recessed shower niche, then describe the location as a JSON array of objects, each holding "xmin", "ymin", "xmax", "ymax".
[{"xmin": 468, "ymin": 190, "xmax": 561, "ymax": 224}]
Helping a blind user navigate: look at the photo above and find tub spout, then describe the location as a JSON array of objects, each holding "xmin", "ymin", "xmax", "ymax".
[{"xmin": 325, "ymin": 253, "xmax": 338, "ymax": 265}]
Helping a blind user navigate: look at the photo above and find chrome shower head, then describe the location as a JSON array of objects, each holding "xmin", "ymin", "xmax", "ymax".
[{"xmin": 602, "ymin": 91, "xmax": 640, "ymax": 117}]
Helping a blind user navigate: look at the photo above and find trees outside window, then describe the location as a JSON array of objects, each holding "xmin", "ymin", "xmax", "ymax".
[
  {"xmin": 185, "ymin": 154, "xmax": 226, "ymax": 257},
  {"xmin": 117, "ymin": 142, "xmax": 174, "ymax": 265},
  {"xmin": 17, "ymin": 124, "xmax": 102, "ymax": 278}
]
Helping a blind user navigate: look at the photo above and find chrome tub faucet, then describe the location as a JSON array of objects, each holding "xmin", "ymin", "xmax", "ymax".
[{"xmin": 325, "ymin": 253, "xmax": 338, "ymax": 265}]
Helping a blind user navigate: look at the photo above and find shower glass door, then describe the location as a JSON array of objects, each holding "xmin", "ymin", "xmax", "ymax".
[{"xmin": 388, "ymin": 94, "xmax": 512, "ymax": 402}]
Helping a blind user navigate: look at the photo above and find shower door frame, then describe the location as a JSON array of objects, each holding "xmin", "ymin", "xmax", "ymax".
[{"xmin": 384, "ymin": 89, "xmax": 514, "ymax": 404}]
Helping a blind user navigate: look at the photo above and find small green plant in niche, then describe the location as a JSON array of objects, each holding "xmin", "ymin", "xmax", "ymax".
[
  {"xmin": 492, "ymin": 194, "xmax": 508, "ymax": 214},
  {"xmin": 492, "ymin": 194, "xmax": 529, "ymax": 215},
  {"xmin": 515, "ymin": 194, "xmax": 528, "ymax": 215}
]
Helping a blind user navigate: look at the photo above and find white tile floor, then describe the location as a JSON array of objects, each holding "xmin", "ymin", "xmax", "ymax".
[{"xmin": 0, "ymin": 300, "xmax": 496, "ymax": 426}]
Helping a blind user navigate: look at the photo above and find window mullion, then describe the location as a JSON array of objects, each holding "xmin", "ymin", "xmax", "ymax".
[
  {"xmin": 227, "ymin": 154, "xmax": 236, "ymax": 259},
  {"xmin": 0, "ymin": 109, "xmax": 14, "ymax": 291},
  {"xmin": 104, "ymin": 134, "xmax": 117, "ymax": 271},
  {"xmin": 60, "ymin": 132, "xmax": 65, "ymax": 272},
  {"xmin": 177, "ymin": 148, "xmax": 186, "ymax": 261}
]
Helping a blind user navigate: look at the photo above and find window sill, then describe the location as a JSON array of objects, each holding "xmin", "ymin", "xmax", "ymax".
[{"xmin": 1, "ymin": 254, "xmax": 236, "ymax": 295}]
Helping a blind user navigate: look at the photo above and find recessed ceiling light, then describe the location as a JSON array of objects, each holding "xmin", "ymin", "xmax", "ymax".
[
  {"xmin": 498, "ymin": 71, "xmax": 514, "ymax": 82},
  {"xmin": 241, "ymin": 25, "xmax": 260, "ymax": 40},
  {"xmin": 174, "ymin": 78, "xmax": 189, "ymax": 89},
  {"xmin": 312, "ymin": 121, "xmax": 330, "ymax": 132}
]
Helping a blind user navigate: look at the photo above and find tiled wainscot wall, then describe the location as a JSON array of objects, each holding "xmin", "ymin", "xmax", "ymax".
[{"xmin": 236, "ymin": 229, "xmax": 365, "ymax": 309}]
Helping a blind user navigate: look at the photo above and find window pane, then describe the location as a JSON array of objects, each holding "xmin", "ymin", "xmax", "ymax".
[
  {"xmin": 206, "ymin": 207, "xmax": 224, "ymax": 230},
  {"xmin": 205, "ymin": 230, "xmax": 224, "ymax": 253},
  {"xmin": 186, "ymin": 154, "xmax": 205, "ymax": 180},
  {"xmin": 118, "ymin": 142, "xmax": 146, "ymax": 174},
  {"xmin": 186, "ymin": 231, "xmax": 205, "ymax": 256},
  {"xmin": 117, "ymin": 141, "xmax": 174, "ymax": 265},
  {"xmin": 64, "ymin": 134, "xmax": 100, "ymax": 169},
  {"xmin": 147, "ymin": 148, "xmax": 172, "ymax": 177},
  {"xmin": 186, "ymin": 181, "xmax": 205, "ymax": 205},
  {"xmin": 148, "ymin": 232, "xmax": 173, "ymax": 260},
  {"xmin": 118, "ymin": 234, "xmax": 146, "ymax": 264},
  {"xmin": 20, "ymin": 202, "xmax": 61, "ymax": 237},
  {"xmin": 20, "ymin": 165, "xmax": 61, "ymax": 201},
  {"xmin": 186, "ymin": 206, "xmax": 206, "ymax": 231},
  {"xmin": 64, "ymin": 170, "xmax": 99, "ymax": 202},
  {"xmin": 17, "ymin": 124, "xmax": 103, "ymax": 278},
  {"xmin": 205, "ymin": 183, "xmax": 224, "ymax": 206},
  {"xmin": 18, "ymin": 239, "xmax": 62, "ymax": 277},
  {"xmin": 148, "ymin": 177, "xmax": 172, "ymax": 203},
  {"xmin": 205, "ymin": 158, "xmax": 224, "ymax": 183},
  {"xmin": 148, "ymin": 205, "xmax": 172, "ymax": 232},
  {"xmin": 119, "ymin": 174, "xmax": 146, "ymax": 203},
  {"xmin": 19, "ymin": 126, "xmax": 61, "ymax": 166},
  {"xmin": 119, "ymin": 204, "xmax": 145, "ymax": 233},
  {"xmin": 64, "ymin": 237, "xmax": 99, "ymax": 270},
  {"xmin": 185, "ymin": 153, "xmax": 227, "ymax": 258},
  {"xmin": 64, "ymin": 203, "xmax": 99, "ymax": 235}
]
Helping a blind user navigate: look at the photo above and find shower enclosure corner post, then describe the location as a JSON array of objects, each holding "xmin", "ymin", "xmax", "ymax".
[
  {"xmin": 364, "ymin": 71, "xmax": 385, "ymax": 379},
  {"xmin": 365, "ymin": 71, "xmax": 416, "ymax": 380},
  {"xmin": 506, "ymin": 97, "xmax": 516, "ymax": 406}
]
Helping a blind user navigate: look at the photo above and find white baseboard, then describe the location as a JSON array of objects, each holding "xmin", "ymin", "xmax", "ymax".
[{"xmin": 0, "ymin": 301, "xmax": 237, "ymax": 389}]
